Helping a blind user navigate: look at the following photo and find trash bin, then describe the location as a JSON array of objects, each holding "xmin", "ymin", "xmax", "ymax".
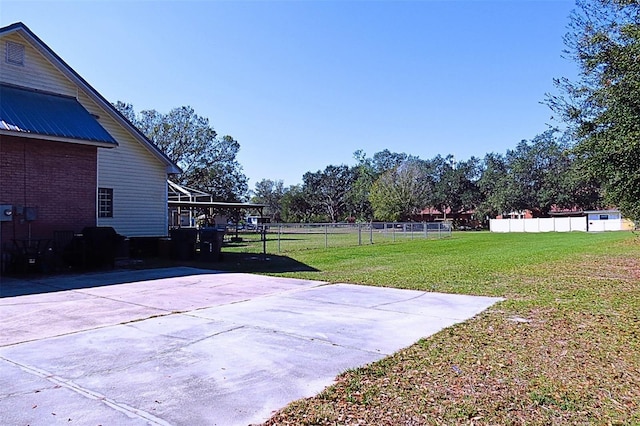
[
  {"xmin": 170, "ymin": 228, "xmax": 197, "ymax": 260},
  {"xmin": 198, "ymin": 228, "xmax": 225, "ymax": 261},
  {"xmin": 81, "ymin": 226, "xmax": 125, "ymax": 268},
  {"xmin": 158, "ymin": 238, "xmax": 171, "ymax": 259}
]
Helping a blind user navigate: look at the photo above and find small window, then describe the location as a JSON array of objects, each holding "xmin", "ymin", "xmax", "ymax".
[
  {"xmin": 98, "ymin": 188, "xmax": 113, "ymax": 218},
  {"xmin": 599, "ymin": 214, "xmax": 609, "ymax": 220},
  {"xmin": 6, "ymin": 41, "xmax": 25, "ymax": 66}
]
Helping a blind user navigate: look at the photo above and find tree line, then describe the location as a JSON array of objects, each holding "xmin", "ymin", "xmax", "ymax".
[
  {"xmin": 113, "ymin": 100, "xmax": 601, "ymax": 226},
  {"xmin": 250, "ymin": 129, "xmax": 602, "ymax": 225}
]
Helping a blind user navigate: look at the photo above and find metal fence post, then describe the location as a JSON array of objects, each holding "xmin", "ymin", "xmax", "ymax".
[
  {"xmin": 358, "ymin": 223, "xmax": 362, "ymax": 245},
  {"xmin": 278, "ymin": 224, "xmax": 281, "ymax": 253},
  {"xmin": 369, "ymin": 222, "xmax": 373, "ymax": 244},
  {"xmin": 325, "ymin": 224, "xmax": 328, "ymax": 248}
]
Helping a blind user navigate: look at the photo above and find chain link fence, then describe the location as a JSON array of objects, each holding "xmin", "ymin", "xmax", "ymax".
[{"xmin": 224, "ymin": 222, "xmax": 452, "ymax": 254}]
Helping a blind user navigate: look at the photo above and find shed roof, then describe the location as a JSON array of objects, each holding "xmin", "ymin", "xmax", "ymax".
[{"xmin": 0, "ymin": 84, "xmax": 118, "ymax": 147}]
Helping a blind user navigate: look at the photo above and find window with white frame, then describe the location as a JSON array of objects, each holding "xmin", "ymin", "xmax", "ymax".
[{"xmin": 98, "ymin": 188, "xmax": 113, "ymax": 218}]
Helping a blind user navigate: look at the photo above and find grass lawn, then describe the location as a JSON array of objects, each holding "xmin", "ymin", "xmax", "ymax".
[{"xmin": 218, "ymin": 231, "xmax": 638, "ymax": 425}]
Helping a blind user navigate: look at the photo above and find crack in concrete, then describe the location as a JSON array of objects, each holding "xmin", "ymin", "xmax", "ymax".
[{"xmin": 1, "ymin": 356, "xmax": 173, "ymax": 425}]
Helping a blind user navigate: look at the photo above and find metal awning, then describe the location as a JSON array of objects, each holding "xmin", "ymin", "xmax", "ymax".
[
  {"xmin": 168, "ymin": 180, "xmax": 265, "ymax": 210},
  {"xmin": 168, "ymin": 180, "xmax": 265, "ymax": 230},
  {"xmin": 0, "ymin": 84, "xmax": 117, "ymax": 147},
  {"xmin": 168, "ymin": 200, "xmax": 266, "ymax": 209}
]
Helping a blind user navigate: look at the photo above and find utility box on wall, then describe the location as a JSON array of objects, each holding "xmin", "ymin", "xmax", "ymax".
[
  {"xmin": 25, "ymin": 206, "xmax": 38, "ymax": 221},
  {"xmin": 0, "ymin": 205, "xmax": 13, "ymax": 222}
]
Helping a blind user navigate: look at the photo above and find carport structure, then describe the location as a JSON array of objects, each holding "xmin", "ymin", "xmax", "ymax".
[{"xmin": 167, "ymin": 180, "xmax": 265, "ymax": 229}]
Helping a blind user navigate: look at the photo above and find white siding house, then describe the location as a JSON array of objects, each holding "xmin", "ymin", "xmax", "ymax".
[{"xmin": 1, "ymin": 22, "xmax": 180, "ymax": 237}]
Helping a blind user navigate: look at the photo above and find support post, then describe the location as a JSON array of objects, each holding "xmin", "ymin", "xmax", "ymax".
[{"xmin": 325, "ymin": 224, "xmax": 328, "ymax": 248}]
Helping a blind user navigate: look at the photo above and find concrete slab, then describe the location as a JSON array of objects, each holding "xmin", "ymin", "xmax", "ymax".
[
  {"xmin": 293, "ymin": 283, "xmax": 503, "ymax": 320},
  {"xmin": 0, "ymin": 268, "xmax": 503, "ymax": 425},
  {"xmin": 0, "ymin": 359, "xmax": 153, "ymax": 426},
  {"xmin": 192, "ymin": 294, "xmax": 458, "ymax": 355},
  {"xmin": 0, "ymin": 290, "xmax": 166, "ymax": 346},
  {"xmin": 77, "ymin": 272, "xmax": 324, "ymax": 312}
]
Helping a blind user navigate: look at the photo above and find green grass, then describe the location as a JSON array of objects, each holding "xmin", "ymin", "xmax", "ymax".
[
  {"xmin": 239, "ymin": 231, "xmax": 640, "ymax": 426},
  {"xmin": 223, "ymin": 231, "xmax": 630, "ymax": 293}
]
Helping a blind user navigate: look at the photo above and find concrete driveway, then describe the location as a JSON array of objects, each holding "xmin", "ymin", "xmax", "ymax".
[{"xmin": 0, "ymin": 268, "xmax": 502, "ymax": 425}]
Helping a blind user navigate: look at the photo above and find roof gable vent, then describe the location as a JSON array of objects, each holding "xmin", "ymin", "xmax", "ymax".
[{"xmin": 6, "ymin": 41, "xmax": 25, "ymax": 66}]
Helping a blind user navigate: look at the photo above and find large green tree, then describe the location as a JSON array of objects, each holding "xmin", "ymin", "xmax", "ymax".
[
  {"xmin": 548, "ymin": 0, "xmax": 640, "ymax": 222},
  {"xmin": 185, "ymin": 135, "xmax": 248, "ymax": 203},
  {"xmin": 369, "ymin": 159, "xmax": 432, "ymax": 222},
  {"xmin": 477, "ymin": 152, "xmax": 510, "ymax": 221},
  {"xmin": 280, "ymin": 185, "xmax": 313, "ymax": 223},
  {"xmin": 478, "ymin": 130, "xmax": 602, "ymax": 218},
  {"xmin": 348, "ymin": 150, "xmax": 376, "ymax": 221},
  {"xmin": 503, "ymin": 132, "xmax": 572, "ymax": 216},
  {"xmin": 302, "ymin": 165, "xmax": 356, "ymax": 222},
  {"xmin": 250, "ymin": 179, "xmax": 285, "ymax": 221},
  {"xmin": 114, "ymin": 102, "xmax": 248, "ymax": 202},
  {"xmin": 428, "ymin": 155, "xmax": 482, "ymax": 219},
  {"xmin": 371, "ymin": 149, "xmax": 413, "ymax": 175},
  {"xmin": 349, "ymin": 149, "xmax": 420, "ymax": 221}
]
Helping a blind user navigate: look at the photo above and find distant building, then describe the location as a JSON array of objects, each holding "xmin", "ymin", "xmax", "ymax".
[{"xmin": 411, "ymin": 207, "xmax": 479, "ymax": 229}]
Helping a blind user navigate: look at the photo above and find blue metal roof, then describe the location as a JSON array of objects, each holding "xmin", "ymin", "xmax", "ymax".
[{"xmin": 0, "ymin": 84, "xmax": 117, "ymax": 146}]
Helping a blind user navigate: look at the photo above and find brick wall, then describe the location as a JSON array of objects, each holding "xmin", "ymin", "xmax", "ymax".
[{"xmin": 0, "ymin": 135, "xmax": 97, "ymax": 248}]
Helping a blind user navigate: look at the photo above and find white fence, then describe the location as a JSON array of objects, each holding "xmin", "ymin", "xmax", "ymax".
[{"xmin": 490, "ymin": 217, "xmax": 624, "ymax": 233}]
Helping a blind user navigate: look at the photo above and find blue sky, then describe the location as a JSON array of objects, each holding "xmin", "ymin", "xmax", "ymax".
[{"xmin": 2, "ymin": 0, "xmax": 578, "ymax": 188}]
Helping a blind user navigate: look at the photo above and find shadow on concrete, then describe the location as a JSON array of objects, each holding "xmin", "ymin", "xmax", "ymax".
[
  {"xmin": 0, "ymin": 254, "xmax": 318, "ymax": 298},
  {"xmin": 0, "ymin": 267, "xmax": 214, "ymax": 298}
]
